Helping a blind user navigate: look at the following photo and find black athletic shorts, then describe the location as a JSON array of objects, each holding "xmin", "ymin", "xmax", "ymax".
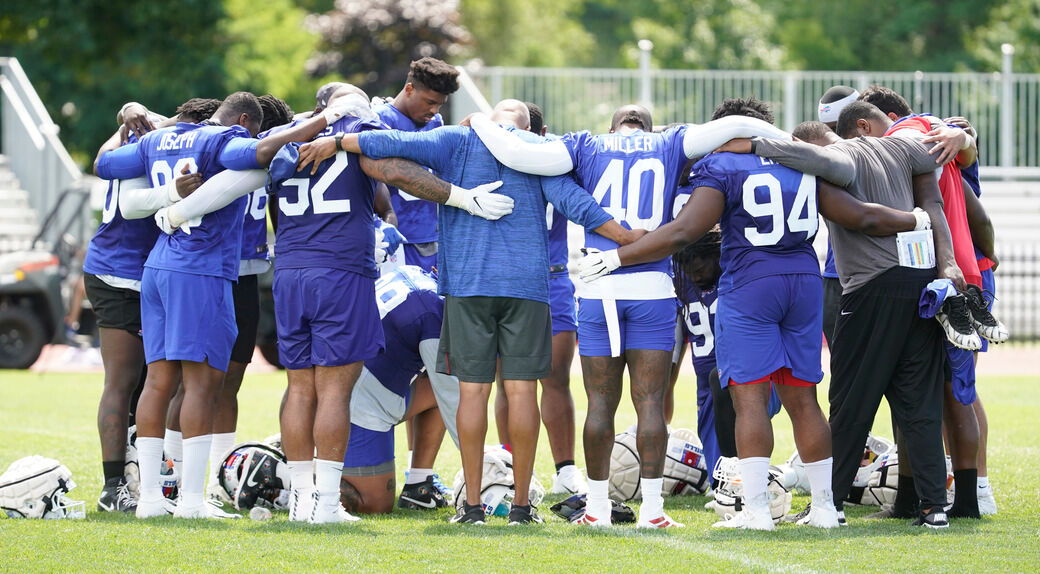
[
  {"xmin": 436, "ymin": 295, "xmax": 552, "ymax": 383},
  {"xmin": 230, "ymin": 273, "xmax": 260, "ymax": 364},
  {"xmin": 83, "ymin": 273, "xmax": 142, "ymax": 335}
]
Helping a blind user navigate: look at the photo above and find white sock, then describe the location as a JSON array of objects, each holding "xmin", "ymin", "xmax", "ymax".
[
  {"xmin": 738, "ymin": 457, "xmax": 771, "ymax": 509},
  {"xmin": 314, "ymin": 458, "xmax": 343, "ymax": 497},
  {"xmin": 288, "ymin": 460, "xmax": 313, "ymax": 492},
  {"xmin": 803, "ymin": 457, "xmax": 834, "ymax": 507},
  {"xmin": 137, "ymin": 437, "xmax": 164, "ymax": 501},
  {"xmin": 164, "ymin": 429, "xmax": 183, "ymax": 475},
  {"xmin": 587, "ymin": 479, "xmax": 610, "ymax": 519},
  {"xmin": 406, "ymin": 468, "xmax": 433, "ymax": 485},
  {"xmin": 180, "ymin": 434, "xmax": 211, "ymax": 508},
  {"xmin": 640, "ymin": 477, "xmax": 664, "ymax": 517},
  {"xmin": 978, "ymin": 476, "xmax": 990, "ymax": 489},
  {"xmin": 208, "ymin": 432, "xmax": 236, "ymax": 478}
]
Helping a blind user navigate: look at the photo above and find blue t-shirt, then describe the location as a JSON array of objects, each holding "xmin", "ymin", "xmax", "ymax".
[
  {"xmin": 563, "ymin": 126, "xmax": 689, "ymax": 276},
  {"xmin": 83, "ymin": 135, "xmax": 161, "ymax": 281},
  {"xmin": 359, "ymin": 126, "xmax": 612, "ymax": 304},
  {"xmin": 823, "ymin": 244, "xmax": 838, "ymax": 278},
  {"xmin": 95, "ymin": 122, "xmax": 261, "ymax": 281},
  {"xmin": 690, "ymin": 153, "xmax": 820, "ymax": 293},
  {"xmin": 364, "ymin": 266, "xmax": 444, "ymax": 399},
  {"xmin": 271, "ymin": 116, "xmax": 383, "ymax": 277},
  {"xmin": 374, "ymin": 103, "xmax": 442, "ymax": 244}
]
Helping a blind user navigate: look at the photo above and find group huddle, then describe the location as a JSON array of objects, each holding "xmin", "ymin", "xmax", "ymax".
[{"xmin": 25, "ymin": 54, "xmax": 1006, "ymax": 530}]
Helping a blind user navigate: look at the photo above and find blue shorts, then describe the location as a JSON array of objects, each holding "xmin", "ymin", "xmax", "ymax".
[
  {"xmin": 141, "ymin": 268, "xmax": 237, "ymax": 371},
  {"xmin": 716, "ymin": 274, "xmax": 823, "ymax": 388},
  {"xmin": 402, "ymin": 243, "xmax": 437, "ymax": 273},
  {"xmin": 979, "ymin": 268, "xmax": 995, "ymax": 352},
  {"xmin": 549, "ymin": 272, "xmax": 577, "ymax": 335},
  {"xmin": 273, "ymin": 267, "xmax": 384, "ymax": 370},
  {"xmin": 576, "ymin": 297, "xmax": 678, "ymax": 357},
  {"xmin": 343, "ymin": 423, "xmax": 394, "ymax": 469}
]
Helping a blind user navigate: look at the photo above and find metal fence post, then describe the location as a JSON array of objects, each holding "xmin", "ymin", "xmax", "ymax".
[
  {"xmin": 639, "ymin": 39, "xmax": 653, "ymax": 111},
  {"xmin": 783, "ymin": 72, "xmax": 798, "ymax": 133},
  {"xmin": 1001, "ymin": 43, "xmax": 1015, "ymax": 169}
]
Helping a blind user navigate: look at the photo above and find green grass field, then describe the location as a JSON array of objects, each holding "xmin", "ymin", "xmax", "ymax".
[{"xmin": 0, "ymin": 369, "xmax": 1037, "ymax": 573}]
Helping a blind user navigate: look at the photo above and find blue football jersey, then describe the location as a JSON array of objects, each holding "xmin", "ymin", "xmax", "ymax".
[
  {"xmin": 364, "ymin": 266, "xmax": 444, "ymax": 399},
  {"xmin": 564, "ymin": 126, "xmax": 689, "ymax": 275},
  {"xmin": 272, "ymin": 116, "xmax": 383, "ymax": 276},
  {"xmin": 690, "ymin": 153, "xmax": 820, "ymax": 293},
  {"xmin": 239, "ymin": 188, "xmax": 269, "ymax": 263},
  {"xmin": 680, "ymin": 281, "xmax": 718, "ymax": 377},
  {"xmin": 374, "ymin": 103, "xmax": 442, "ymax": 244},
  {"xmin": 546, "ymin": 200, "xmax": 569, "ymax": 269}
]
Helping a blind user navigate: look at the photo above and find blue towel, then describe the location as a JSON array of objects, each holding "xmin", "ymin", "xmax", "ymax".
[
  {"xmin": 945, "ymin": 341, "xmax": 977, "ymax": 405},
  {"xmin": 919, "ymin": 278, "xmax": 958, "ymax": 319}
]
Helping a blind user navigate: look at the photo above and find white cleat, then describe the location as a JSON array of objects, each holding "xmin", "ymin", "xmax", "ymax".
[
  {"xmin": 713, "ymin": 495, "xmax": 774, "ymax": 531},
  {"xmin": 637, "ymin": 511, "xmax": 685, "ymax": 529},
  {"xmin": 173, "ymin": 499, "xmax": 241, "ymax": 519},
  {"xmin": 978, "ymin": 484, "xmax": 998, "ymax": 516},
  {"xmin": 310, "ymin": 495, "xmax": 361, "ymax": 525},
  {"xmin": 551, "ymin": 465, "xmax": 589, "ymax": 495},
  {"xmin": 796, "ymin": 501, "xmax": 841, "ymax": 529},
  {"xmin": 288, "ymin": 488, "xmax": 315, "ymax": 523},
  {"xmin": 135, "ymin": 495, "xmax": 174, "ymax": 519}
]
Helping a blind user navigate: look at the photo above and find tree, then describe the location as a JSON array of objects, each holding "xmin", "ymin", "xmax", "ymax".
[
  {"xmin": 458, "ymin": 0, "xmax": 594, "ymax": 67},
  {"xmin": 969, "ymin": 0, "xmax": 1040, "ymax": 72}
]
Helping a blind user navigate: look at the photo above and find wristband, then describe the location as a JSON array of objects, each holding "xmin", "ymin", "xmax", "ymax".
[
  {"xmin": 750, "ymin": 137, "xmax": 759, "ymax": 155},
  {"xmin": 335, "ymin": 133, "xmax": 344, "ymax": 152},
  {"xmin": 959, "ymin": 133, "xmax": 975, "ymax": 151}
]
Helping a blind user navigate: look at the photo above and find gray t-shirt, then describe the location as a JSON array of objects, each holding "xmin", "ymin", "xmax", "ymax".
[{"xmin": 753, "ymin": 135, "xmax": 938, "ymax": 293}]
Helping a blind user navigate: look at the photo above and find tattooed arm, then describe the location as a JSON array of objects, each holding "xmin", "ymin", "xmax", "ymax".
[{"xmin": 358, "ymin": 156, "xmax": 451, "ymax": 203}]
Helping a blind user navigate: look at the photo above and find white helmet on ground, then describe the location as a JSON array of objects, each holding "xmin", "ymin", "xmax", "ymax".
[
  {"xmin": 452, "ymin": 446, "xmax": 544, "ymax": 516},
  {"xmin": 217, "ymin": 442, "xmax": 290, "ymax": 510},
  {"xmin": 863, "ymin": 458, "xmax": 900, "ymax": 506},
  {"xmin": 845, "ymin": 434, "xmax": 898, "ymax": 505},
  {"xmin": 0, "ymin": 456, "xmax": 86, "ymax": 519},
  {"xmin": 712, "ymin": 456, "xmax": 791, "ymax": 523},
  {"xmin": 608, "ymin": 431, "xmax": 641, "ymax": 501},
  {"xmin": 776, "ymin": 451, "xmax": 810, "ymax": 494},
  {"xmin": 124, "ymin": 425, "xmax": 140, "ymax": 499},
  {"xmin": 662, "ymin": 428, "xmax": 710, "ymax": 495}
]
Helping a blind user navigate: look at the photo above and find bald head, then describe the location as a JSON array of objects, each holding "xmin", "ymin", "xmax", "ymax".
[
  {"xmin": 611, "ymin": 104, "xmax": 652, "ymax": 133},
  {"xmin": 491, "ymin": 99, "xmax": 530, "ymax": 131},
  {"xmin": 326, "ymin": 84, "xmax": 369, "ymax": 108}
]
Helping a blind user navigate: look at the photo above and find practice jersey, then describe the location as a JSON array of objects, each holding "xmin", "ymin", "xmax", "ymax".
[
  {"xmin": 564, "ymin": 126, "xmax": 690, "ymax": 277},
  {"xmin": 95, "ymin": 122, "xmax": 260, "ymax": 281},
  {"xmin": 363, "ymin": 265, "xmax": 444, "ymax": 399},
  {"xmin": 546, "ymin": 200, "xmax": 569, "ymax": 269},
  {"xmin": 691, "ymin": 153, "xmax": 820, "ymax": 294},
  {"xmin": 374, "ymin": 103, "xmax": 442, "ymax": 244},
  {"xmin": 271, "ymin": 116, "xmax": 382, "ymax": 277},
  {"xmin": 84, "ymin": 136, "xmax": 160, "ymax": 281},
  {"xmin": 681, "ymin": 281, "xmax": 718, "ymax": 377}
]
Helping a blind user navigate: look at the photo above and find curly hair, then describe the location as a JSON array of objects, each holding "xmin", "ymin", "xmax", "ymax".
[
  {"xmin": 710, "ymin": 97, "xmax": 774, "ymax": 124},
  {"xmin": 525, "ymin": 101, "xmax": 544, "ymax": 134},
  {"xmin": 858, "ymin": 85, "xmax": 912, "ymax": 118},
  {"xmin": 258, "ymin": 94, "xmax": 293, "ymax": 132},
  {"xmin": 407, "ymin": 57, "xmax": 459, "ymax": 95},
  {"xmin": 672, "ymin": 226, "xmax": 722, "ymax": 311},
  {"xmin": 175, "ymin": 98, "xmax": 221, "ymax": 123}
]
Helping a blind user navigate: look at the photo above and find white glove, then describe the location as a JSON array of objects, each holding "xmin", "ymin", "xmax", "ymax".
[
  {"xmin": 373, "ymin": 227, "xmax": 389, "ymax": 264},
  {"xmin": 155, "ymin": 206, "xmax": 191, "ymax": 235},
  {"xmin": 577, "ymin": 248, "xmax": 621, "ymax": 282},
  {"xmin": 322, "ymin": 93, "xmax": 378, "ymax": 124},
  {"xmin": 445, "ymin": 181, "xmax": 512, "ymax": 220},
  {"xmin": 163, "ymin": 181, "xmax": 183, "ymax": 204},
  {"xmin": 912, "ymin": 207, "xmax": 932, "ymax": 231}
]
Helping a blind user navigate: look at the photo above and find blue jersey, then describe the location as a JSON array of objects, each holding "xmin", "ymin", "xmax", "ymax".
[
  {"xmin": 95, "ymin": 122, "xmax": 261, "ymax": 281},
  {"xmin": 239, "ymin": 189, "xmax": 269, "ymax": 263},
  {"xmin": 272, "ymin": 116, "xmax": 383, "ymax": 277},
  {"xmin": 374, "ymin": 103, "xmax": 442, "ymax": 244},
  {"xmin": 364, "ymin": 266, "xmax": 443, "ymax": 399},
  {"xmin": 546, "ymin": 200, "xmax": 569, "ymax": 269},
  {"xmin": 681, "ymin": 282, "xmax": 718, "ymax": 377},
  {"xmin": 563, "ymin": 126, "xmax": 689, "ymax": 276},
  {"xmin": 84, "ymin": 135, "xmax": 160, "ymax": 281},
  {"xmin": 691, "ymin": 153, "xmax": 820, "ymax": 293}
]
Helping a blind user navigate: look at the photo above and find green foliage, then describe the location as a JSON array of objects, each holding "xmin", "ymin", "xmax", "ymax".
[
  {"xmin": 968, "ymin": 0, "xmax": 1040, "ymax": 73},
  {"xmin": 459, "ymin": 0, "xmax": 595, "ymax": 67}
]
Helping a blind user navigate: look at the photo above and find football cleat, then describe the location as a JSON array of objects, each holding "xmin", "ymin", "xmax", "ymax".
[
  {"xmin": 288, "ymin": 488, "xmax": 315, "ymax": 523},
  {"xmin": 637, "ymin": 511, "xmax": 685, "ymax": 529},
  {"xmin": 911, "ymin": 510, "xmax": 949, "ymax": 530},
  {"xmin": 97, "ymin": 478, "xmax": 137, "ymax": 513},
  {"xmin": 796, "ymin": 502, "xmax": 841, "ymax": 528},
  {"xmin": 936, "ymin": 294, "xmax": 982, "ymax": 351},
  {"xmin": 963, "ymin": 285, "xmax": 1009, "ymax": 343},
  {"xmin": 173, "ymin": 499, "xmax": 240, "ymax": 519},
  {"xmin": 449, "ymin": 502, "xmax": 486, "ymax": 525},
  {"xmin": 978, "ymin": 483, "xmax": 998, "ymax": 516},
  {"xmin": 712, "ymin": 493, "xmax": 773, "ymax": 531},
  {"xmin": 398, "ymin": 476, "xmax": 448, "ymax": 510},
  {"xmin": 571, "ymin": 508, "xmax": 611, "ymax": 527},
  {"xmin": 507, "ymin": 504, "xmax": 544, "ymax": 525},
  {"xmin": 310, "ymin": 495, "xmax": 361, "ymax": 525},
  {"xmin": 551, "ymin": 465, "xmax": 589, "ymax": 495},
  {"xmin": 135, "ymin": 495, "xmax": 174, "ymax": 519},
  {"xmin": 430, "ymin": 473, "xmax": 453, "ymax": 499},
  {"xmin": 782, "ymin": 502, "xmax": 812, "ymax": 523}
]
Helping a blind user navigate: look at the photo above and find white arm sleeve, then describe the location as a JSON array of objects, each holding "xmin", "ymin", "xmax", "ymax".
[
  {"xmin": 167, "ymin": 169, "xmax": 268, "ymax": 228},
  {"xmin": 470, "ymin": 113, "xmax": 574, "ymax": 176},
  {"xmin": 682, "ymin": 115, "xmax": 792, "ymax": 158},
  {"xmin": 419, "ymin": 338, "xmax": 460, "ymax": 448},
  {"xmin": 118, "ymin": 176, "xmax": 170, "ymax": 220}
]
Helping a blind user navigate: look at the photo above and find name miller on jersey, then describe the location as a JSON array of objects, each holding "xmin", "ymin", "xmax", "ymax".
[
  {"xmin": 156, "ymin": 131, "xmax": 199, "ymax": 152},
  {"xmin": 600, "ymin": 135, "xmax": 655, "ymax": 153}
]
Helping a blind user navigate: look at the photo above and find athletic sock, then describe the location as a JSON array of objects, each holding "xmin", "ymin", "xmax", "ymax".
[
  {"xmin": 180, "ymin": 434, "xmax": 212, "ymax": 508},
  {"xmin": 640, "ymin": 477, "xmax": 664, "ymax": 518},
  {"xmin": 587, "ymin": 479, "xmax": 610, "ymax": 520},
  {"xmin": 949, "ymin": 468, "xmax": 980, "ymax": 518},
  {"xmin": 314, "ymin": 459, "xmax": 344, "ymax": 497},
  {"xmin": 137, "ymin": 437, "xmax": 164, "ymax": 500},
  {"xmin": 555, "ymin": 460, "xmax": 576, "ymax": 473},
  {"xmin": 164, "ymin": 429, "xmax": 183, "ymax": 476},
  {"xmin": 803, "ymin": 457, "xmax": 835, "ymax": 508},
  {"xmin": 406, "ymin": 468, "xmax": 433, "ymax": 485},
  {"xmin": 977, "ymin": 475, "xmax": 990, "ymax": 490},
  {"xmin": 208, "ymin": 432, "xmax": 236, "ymax": 478},
  {"xmin": 738, "ymin": 457, "xmax": 771, "ymax": 511},
  {"xmin": 102, "ymin": 461, "xmax": 125, "ymax": 483},
  {"xmin": 288, "ymin": 460, "xmax": 313, "ymax": 491},
  {"xmin": 893, "ymin": 475, "xmax": 918, "ymax": 516}
]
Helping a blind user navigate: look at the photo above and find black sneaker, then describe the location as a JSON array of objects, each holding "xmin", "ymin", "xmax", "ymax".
[
  {"xmin": 911, "ymin": 510, "xmax": 949, "ymax": 530},
  {"xmin": 398, "ymin": 476, "xmax": 448, "ymax": 510},
  {"xmin": 507, "ymin": 504, "xmax": 544, "ymax": 525},
  {"xmin": 782, "ymin": 502, "xmax": 811, "ymax": 523},
  {"xmin": 963, "ymin": 284, "xmax": 1009, "ymax": 343},
  {"xmin": 97, "ymin": 478, "xmax": 137, "ymax": 513},
  {"xmin": 936, "ymin": 294, "xmax": 982, "ymax": 350},
  {"xmin": 450, "ymin": 502, "xmax": 486, "ymax": 524}
]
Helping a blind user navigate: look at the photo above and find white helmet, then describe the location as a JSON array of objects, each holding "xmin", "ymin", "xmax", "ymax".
[
  {"xmin": 0, "ymin": 456, "xmax": 86, "ymax": 519},
  {"xmin": 712, "ymin": 457, "xmax": 791, "ymax": 523},
  {"xmin": 452, "ymin": 446, "xmax": 544, "ymax": 515},
  {"xmin": 844, "ymin": 434, "xmax": 898, "ymax": 505},
  {"xmin": 863, "ymin": 458, "xmax": 900, "ymax": 507},
  {"xmin": 854, "ymin": 434, "xmax": 897, "ymax": 488},
  {"xmin": 662, "ymin": 428, "xmax": 710, "ymax": 496},
  {"xmin": 608, "ymin": 431, "xmax": 642, "ymax": 501},
  {"xmin": 776, "ymin": 451, "xmax": 810, "ymax": 494},
  {"xmin": 124, "ymin": 425, "xmax": 140, "ymax": 500},
  {"xmin": 217, "ymin": 442, "xmax": 290, "ymax": 510}
]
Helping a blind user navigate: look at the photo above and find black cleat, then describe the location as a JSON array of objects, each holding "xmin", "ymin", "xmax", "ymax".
[
  {"xmin": 782, "ymin": 502, "xmax": 811, "ymax": 523},
  {"xmin": 507, "ymin": 504, "xmax": 544, "ymax": 525},
  {"xmin": 398, "ymin": 476, "xmax": 448, "ymax": 510},
  {"xmin": 911, "ymin": 510, "xmax": 949, "ymax": 530},
  {"xmin": 97, "ymin": 478, "xmax": 137, "ymax": 513},
  {"xmin": 936, "ymin": 294, "xmax": 982, "ymax": 350},
  {"xmin": 450, "ymin": 502, "xmax": 486, "ymax": 524},
  {"xmin": 962, "ymin": 284, "xmax": 1009, "ymax": 343}
]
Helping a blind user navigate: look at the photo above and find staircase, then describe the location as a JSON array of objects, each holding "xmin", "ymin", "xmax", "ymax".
[{"xmin": 0, "ymin": 154, "xmax": 39, "ymax": 254}]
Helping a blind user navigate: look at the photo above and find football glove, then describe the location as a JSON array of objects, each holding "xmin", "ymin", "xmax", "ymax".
[
  {"xmin": 577, "ymin": 248, "xmax": 621, "ymax": 282},
  {"xmin": 154, "ymin": 206, "xmax": 193, "ymax": 235},
  {"xmin": 373, "ymin": 216, "xmax": 407, "ymax": 254},
  {"xmin": 445, "ymin": 181, "xmax": 512, "ymax": 221},
  {"xmin": 373, "ymin": 227, "xmax": 390, "ymax": 264},
  {"xmin": 912, "ymin": 207, "xmax": 931, "ymax": 231}
]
